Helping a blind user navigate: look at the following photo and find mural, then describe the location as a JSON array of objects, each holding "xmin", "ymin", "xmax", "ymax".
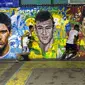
[{"xmin": 0, "ymin": 5, "xmax": 85, "ymax": 60}]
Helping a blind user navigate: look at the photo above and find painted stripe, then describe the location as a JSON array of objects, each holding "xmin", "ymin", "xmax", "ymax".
[
  {"xmin": 6, "ymin": 61, "xmax": 85, "ymax": 85},
  {"xmin": 6, "ymin": 62, "xmax": 35, "ymax": 85}
]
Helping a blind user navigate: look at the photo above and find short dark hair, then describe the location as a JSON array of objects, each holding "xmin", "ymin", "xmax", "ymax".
[
  {"xmin": 74, "ymin": 24, "xmax": 80, "ymax": 32},
  {"xmin": 35, "ymin": 11, "xmax": 54, "ymax": 25},
  {"xmin": 0, "ymin": 12, "xmax": 11, "ymax": 32}
]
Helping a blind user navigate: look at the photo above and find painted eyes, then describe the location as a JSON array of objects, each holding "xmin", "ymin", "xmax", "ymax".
[
  {"xmin": 0, "ymin": 30, "xmax": 8, "ymax": 34},
  {"xmin": 37, "ymin": 26, "xmax": 51, "ymax": 29}
]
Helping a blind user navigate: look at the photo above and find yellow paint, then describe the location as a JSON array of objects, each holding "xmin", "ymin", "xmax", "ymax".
[
  {"xmin": 57, "ymin": 39, "xmax": 66, "ymax": 46},
  {"xmin": 80, "ymin": 40, "xmax": 85, "ymax": 45},
  {"xmin": 6, "ymin": 62, "xmax": 34, "ymax": 85},
  {"xmin": 25, "ymin": 18, "xmax": 35, "ymax": 26}
]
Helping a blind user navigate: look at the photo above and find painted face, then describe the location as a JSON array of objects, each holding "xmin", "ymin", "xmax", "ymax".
[
  {"xmin": 36, "ymin": 19, "xmax": 54, "ymax": 44},
  {"xmin": 0, "ymin": 24, "xmax": 10, "ymax": 50},
  {"xmin": 82, "ymin": 17, "xmax": 85, "ymax": 29}
]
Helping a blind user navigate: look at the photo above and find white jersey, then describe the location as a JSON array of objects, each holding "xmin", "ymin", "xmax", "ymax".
[
  {"xmin": 0, "ymin": 47, "xmax": 17, "ymax": 59},
  {"xmin": 67, "ymin": 30, "xmax": 78, "ymax": 44},
  {"xmin": 23, "ymin": 37, "xmax": 29, "ymax": 46}
]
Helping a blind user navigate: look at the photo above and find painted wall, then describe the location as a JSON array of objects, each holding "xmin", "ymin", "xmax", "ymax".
[{"xmin": 0, "ymin": 5, "xmax": 85, "ymax": 59}]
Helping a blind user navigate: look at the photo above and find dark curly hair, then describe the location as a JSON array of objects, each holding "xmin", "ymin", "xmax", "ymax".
[{"xmin": 0, "ymin": 12, "xmax": 12, "ymax": 32}]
